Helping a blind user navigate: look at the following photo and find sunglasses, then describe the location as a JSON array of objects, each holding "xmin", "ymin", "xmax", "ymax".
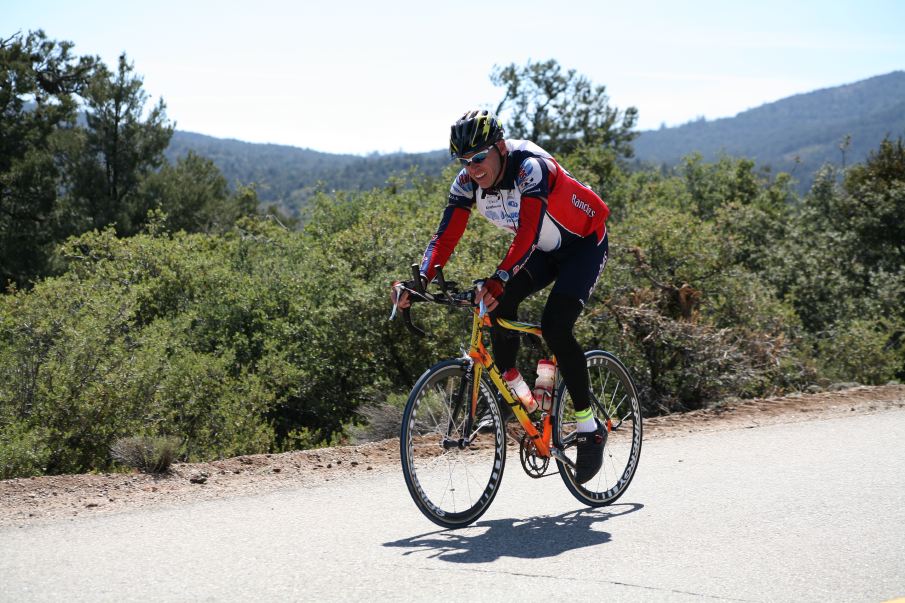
[{"xmin": 457, "ymin": 148, "xmax": 493, "ymax": 167}]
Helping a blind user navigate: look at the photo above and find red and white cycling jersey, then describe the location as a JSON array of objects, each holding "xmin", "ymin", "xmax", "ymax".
[{"xmin": 420, "ymin": 139, "xmax": 609, "ymax": 280}]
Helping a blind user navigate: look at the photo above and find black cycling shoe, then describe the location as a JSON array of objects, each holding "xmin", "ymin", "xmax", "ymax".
[{"xmin": 573, "ymin": 419, "xmax": 607, "ymax": 484}]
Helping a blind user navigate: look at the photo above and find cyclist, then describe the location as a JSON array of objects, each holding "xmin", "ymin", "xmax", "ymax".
[{"xmin": 393, "ymin": 109, "xmax": 610, "ymax": 484}]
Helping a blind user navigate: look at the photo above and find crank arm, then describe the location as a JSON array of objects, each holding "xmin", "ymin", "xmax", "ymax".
[{"xmin": 550, "ymin": 447, "xmax": 576, "ymax": 470}]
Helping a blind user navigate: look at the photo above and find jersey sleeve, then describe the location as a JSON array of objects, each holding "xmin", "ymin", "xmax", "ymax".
[
  {"xmin": 496, "ymin": 195, "xmax": 545, "ymax": 276},
  {"xmin": 419, "ymin": 170, "xmax": 475, "ymax": 281}
]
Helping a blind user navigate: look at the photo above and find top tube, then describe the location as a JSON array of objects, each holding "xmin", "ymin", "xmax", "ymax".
[{"xmin": 495, "ymin": 318, "xmax": 542, "ymax": 336}]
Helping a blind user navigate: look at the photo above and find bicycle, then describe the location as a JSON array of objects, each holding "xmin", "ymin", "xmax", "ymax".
[{"xmin": 392, "ymin": 265, "xmax": 643, "ymax": 529}]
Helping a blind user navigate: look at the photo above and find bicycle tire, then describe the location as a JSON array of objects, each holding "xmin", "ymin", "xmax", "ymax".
[
  {"xmin": 400, "ymin": 358, "xmax": 507, "ymax": 528},
  {"xmin": 553, "ymin": 350, "xmax": 643, "ymax": 506}
]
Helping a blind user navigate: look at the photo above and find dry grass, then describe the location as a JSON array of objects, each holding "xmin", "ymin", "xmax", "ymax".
[{"xmin": 110, "ymin": 436, "xmax": 182, "ymax": 474}]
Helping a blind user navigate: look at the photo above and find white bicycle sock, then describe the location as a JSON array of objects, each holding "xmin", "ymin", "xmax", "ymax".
[{"xmin": 576, "ymin": 416, "xmax": 597, "ymax": 432}]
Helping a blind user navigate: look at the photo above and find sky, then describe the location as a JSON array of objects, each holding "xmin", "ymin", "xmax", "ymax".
[{"xmin": 5, "ymin": 0, "xmax": 905, "ymax": 155}]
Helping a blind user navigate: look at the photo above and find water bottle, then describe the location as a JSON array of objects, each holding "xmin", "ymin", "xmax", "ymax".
[
  {"xmin": 503, "ymin": 368, "xmax": 538, "ymax": 413},
  {"xmin": 533, "ymin": 359, "xmax": 555, "ymax": 412}
]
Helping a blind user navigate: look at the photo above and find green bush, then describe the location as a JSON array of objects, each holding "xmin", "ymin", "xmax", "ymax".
[
  {"xmin": 816, "ymin": 318, "xmax": 904, "ymax": 385},
  {"xmin": 2, "ymin": 141, "xmax": 903, "ymax": 478},
  {"xmin": 580, "ymin": 169, "xmax": 805, "ymax": 413},
  {"xmin": 0, "ymin": 422, "xmax": 51, "ymax": 479}
]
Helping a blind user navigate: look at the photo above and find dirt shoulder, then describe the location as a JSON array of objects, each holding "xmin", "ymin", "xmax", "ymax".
[{"xmin": 2, "ymin": 384, "xmax": 903, "ymax": 528}]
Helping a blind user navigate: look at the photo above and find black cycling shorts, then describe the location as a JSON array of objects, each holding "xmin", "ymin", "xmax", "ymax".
[{"xmin": 518, "ymin": 232, "xmax": 608, "ymax": 305}]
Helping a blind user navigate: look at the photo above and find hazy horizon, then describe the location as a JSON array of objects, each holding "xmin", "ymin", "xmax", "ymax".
[{"xmin": 8, "ymin": 0, "xmax": 905, "ymax": 154}]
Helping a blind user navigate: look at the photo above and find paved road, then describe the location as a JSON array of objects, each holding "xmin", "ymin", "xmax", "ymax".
[{"xmin": 3, "ymin": 410, "xmax": 904, "ymax": 602}]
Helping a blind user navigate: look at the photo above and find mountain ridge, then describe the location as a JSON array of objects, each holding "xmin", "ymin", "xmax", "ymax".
[
  {"xmin": 166, "ymin": 71, "xmax": 905, "ymax": 206},
  {"xmin": 165, "ymin": 131, "xmax": 448, "ymax": 212},
  {"xmin": 632, "ymin": 70, "xmax": 905, "ymax": 186}
]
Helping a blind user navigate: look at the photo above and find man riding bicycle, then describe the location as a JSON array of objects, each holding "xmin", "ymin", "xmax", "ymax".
[{"xmin": 393, "ymin": 109, "xmax": 610, "ymax": 484}]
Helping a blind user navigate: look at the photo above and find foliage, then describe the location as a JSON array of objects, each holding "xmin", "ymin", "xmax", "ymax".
[
  {"xmin": 2, "ymin": 38, "xmax": 902, "ymax": 478},
  {"xmin": 755, "ymin": 138, "xmax": 905, "ymax": 383},
  {"xmin": 766, "ymin": 139, "xmax": 905, "ymax": 344},
  {"xmin": 138, "ymin": 151, "xmax": 259, "ymax": 233},
  {"xmin": 0, "ymin": 227, "xmax": 286, "ymax": 474},
  {"xmin": 0, "ymin": 421, "xmax": 51, "ymax": 479},
  {"xmin": 0, "ymin": 30, "xmax": 97, "ymax": 288},
  {"xmin": 580, "ymin": 168, "xmax": 806, "ymax": 414},
  {"xmin": 491, "ymin": 59, "xmax": 639, "ymax": 157},
  {"xmin": 60, "ymin": 52, "xmax": 173, "ymax": 236},
  {"xmin": 840, "ymin": 136, "xmax": 905, "ymax": 277},
  {"xmin": 2, "ymin": 138, "xmax": 901, "ymax": 476},
  {"xmin": 814, "ymin": 318, "xmax": 904, "ymax": 385},
  {"xmin": 0, "ymin": 31, "xmax": 258, "ymax": 291}
]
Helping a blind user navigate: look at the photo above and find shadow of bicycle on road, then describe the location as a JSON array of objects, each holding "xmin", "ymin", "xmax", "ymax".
[{"xmin": 383, "ymin": 503, "xmax": 643, "ymax": 564}]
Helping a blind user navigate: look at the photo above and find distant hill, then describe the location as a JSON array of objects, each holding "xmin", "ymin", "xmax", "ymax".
[
  {"xmin": 165, "ymin": 72, "xmax": 905, "ymax": 207},
  {"xmin": 165, "ymin": 132, "xmax": 448, "ymax": 214},
  {"xmin": 632, "ymin": 71, "xmax": 905, "ymax": 190}
]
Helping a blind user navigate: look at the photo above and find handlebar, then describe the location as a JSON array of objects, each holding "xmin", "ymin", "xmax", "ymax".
[{"xmin": 394, "ymin": 264, "xmax": 477, "ymax": 337}]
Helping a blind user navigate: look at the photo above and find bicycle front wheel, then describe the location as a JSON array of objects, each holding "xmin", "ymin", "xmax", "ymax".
[
  {"xmin": 400, "ymin": 359, "xmax": 506, "ymax": 528},
  {"xmin": 554, "ymin": 350, "xmax": 643, "ymax": 506}
]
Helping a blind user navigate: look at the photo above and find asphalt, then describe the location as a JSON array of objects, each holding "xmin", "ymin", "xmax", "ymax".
[{"xmin": 2, "ymin": 409, "xmax": 904, "ymax": 602}]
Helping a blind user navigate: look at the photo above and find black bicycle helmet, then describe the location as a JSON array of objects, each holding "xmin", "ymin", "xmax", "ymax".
[{"xmin": 449, "ymin": 109, "xmax": 504, "ymax": 159}]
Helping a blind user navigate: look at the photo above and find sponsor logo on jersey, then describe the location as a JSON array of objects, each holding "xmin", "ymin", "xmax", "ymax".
[
  {"xmin": 451, "ymin": 171, "xmax": 475, "ymax": 199},
  {"xmin": 516, "ymin": 159, "xmax": 541, "ymax": 191},
  {"xmin": 571, "ymin": 194, "xmax": 596, "ymax": 218}
]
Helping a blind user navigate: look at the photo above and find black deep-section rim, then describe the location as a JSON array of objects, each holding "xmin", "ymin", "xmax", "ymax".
[
  {"xmin": 400, "ymin": 359, "xmax": 507, "ymax": 528},
  {"xmin": 553, "ymin": 350, "xmax": 643, "ymax": 506}
]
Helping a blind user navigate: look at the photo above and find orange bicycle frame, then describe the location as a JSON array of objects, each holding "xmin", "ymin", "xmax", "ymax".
[{"xmin": 466, "ymin": 310, "xmax": 554, "ymax": 458}]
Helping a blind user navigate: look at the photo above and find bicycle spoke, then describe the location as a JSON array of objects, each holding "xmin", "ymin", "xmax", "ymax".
[
  {"xmin": 401, "ymin": 361, "xmax": 506, "ymax": 528},
  {"xmin": 614, "ymin": 404, "xmax": 634, "ymax": 430},
  {"xmin": 607, "ymin": 383, "xmax": 621, "ymax": 418},
  {"xmin": 433, "ymin": 382, "xmax": 455, "ymax": 432},
  {"xmin": 554, "ymin": 351, "xmax": 642, "ymax": 506}
]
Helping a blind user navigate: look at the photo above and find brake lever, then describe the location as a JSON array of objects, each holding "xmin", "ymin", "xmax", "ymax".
[
  {"xmin": 474, "ymin": 279, "xmax": 487, "ymax": 317},
  {"xmin": 389, "ymin": 282, "xmax": 404, "ymax": 321},
  {"xmin": 392, "ymin": 273, "xmax": 428, "ymax": 337},
  {"xmin": 410, "ymin": 263, "xmax": 426, "ymax": 294},
  {"xmin": 434, "ymin": 264, "xmax": 448, "ymax": 294},
  {"xmin": 402, "ymin": 307, "xmax": 426, "ymax": 337}
]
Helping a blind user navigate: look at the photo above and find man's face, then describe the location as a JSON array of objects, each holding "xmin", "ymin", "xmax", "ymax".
[{"xmin": 463, "ymin": 142, "xmax": 504, "ymax": 188}]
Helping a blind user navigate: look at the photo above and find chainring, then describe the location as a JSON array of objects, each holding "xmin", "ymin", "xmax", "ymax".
[{"xmin": 519, "ymin": 431, "xmax": 550, "ymax": 478}]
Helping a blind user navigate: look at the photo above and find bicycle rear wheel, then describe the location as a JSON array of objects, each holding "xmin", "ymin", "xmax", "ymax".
[
  {"xmin": 554, "ymin": 350, "xmax": 643, "ymax": 506},
  {"xmin": 400, "ymin": 359, "xmax": 506, "ymax": 528}
]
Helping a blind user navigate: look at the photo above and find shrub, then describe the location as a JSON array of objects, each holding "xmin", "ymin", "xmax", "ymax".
[
  {"xmin": 110, "ymin": 435, "xmax": 182, "ymax": 473},
  {"xmin": 3, "ymin": 144, "xmax": 903, "ymax": 478},
  {"xmin": 0, "ymin": 422, "xmax": 51, "ymax": 479},
  {"xmin": 815, "ymin": 318, "xmax": 904, "ymax": 385}
]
